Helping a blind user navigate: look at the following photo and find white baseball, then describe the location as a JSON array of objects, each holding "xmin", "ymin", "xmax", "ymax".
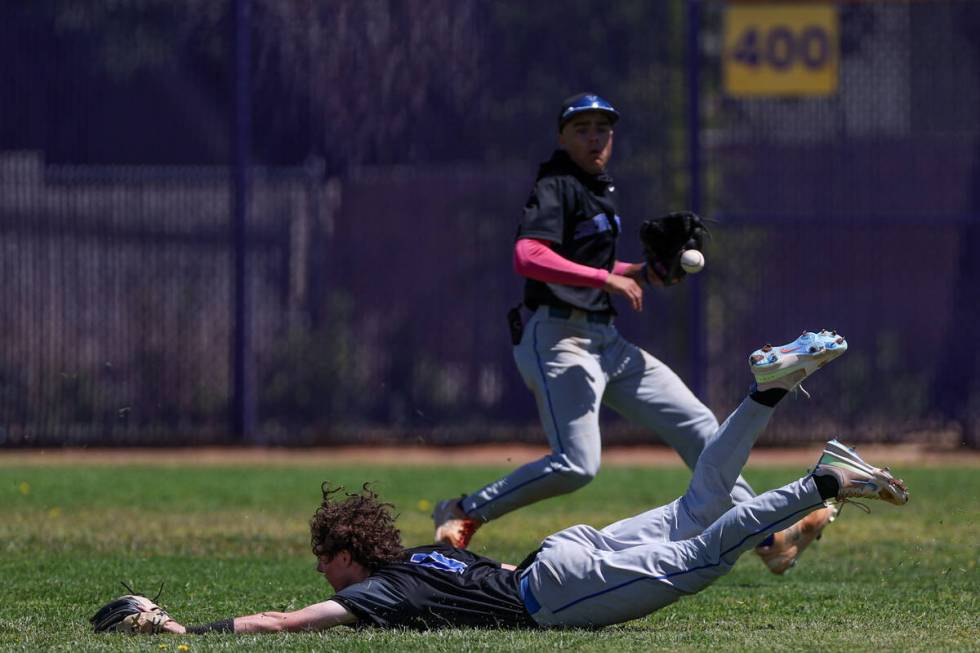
[{"xmin": 680, "ymin": 249, "xmax": 705, "ymax": 273}]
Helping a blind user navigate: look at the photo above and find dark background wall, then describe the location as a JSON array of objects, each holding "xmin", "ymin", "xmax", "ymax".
[{"xmin": 0, "ymin": 1, "xmax": 977, "ymax": 448}]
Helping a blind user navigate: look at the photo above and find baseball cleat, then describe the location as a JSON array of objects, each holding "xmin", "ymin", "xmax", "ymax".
[
  {"xmin": 749, "ymin": 330, "xmax": 847, "ymax": 392},
  {"xmin": 432, "ymin": 498, "xmax": 482, "ymax": 549},
  {"xmin": 811, "ymin": 439, "xmax": 909, "ymax": 505},
  {"xmin": 755, "ymin": 503, "xmax": 839, "ymax": 574}
]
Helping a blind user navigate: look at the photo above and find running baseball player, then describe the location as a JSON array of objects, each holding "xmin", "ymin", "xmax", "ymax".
[
  {"xmin": 432, "ymin": 92, "xmax": 834, "ymax": 573},
  {"xmin": 91, "ymin": 334, "xmax": 908, "ymax": 633}
]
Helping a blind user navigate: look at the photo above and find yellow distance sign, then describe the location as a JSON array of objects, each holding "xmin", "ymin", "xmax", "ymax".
[{"xmin": 724, "ymin": 4, "xmax": 839, "ymax": 97}]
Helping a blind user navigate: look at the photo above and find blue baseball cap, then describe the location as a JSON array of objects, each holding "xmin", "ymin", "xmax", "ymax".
[{"xmin": 558, "ymin": 93, "xmax": 620, "ymax": 131}]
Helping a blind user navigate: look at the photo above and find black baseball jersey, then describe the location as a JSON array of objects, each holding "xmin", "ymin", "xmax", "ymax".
[
  {"xmin": 329, "ymin": 544, "xmax": 538, "ymax": 630},
  {"xmin": 517, "ymin": 149, "xmax": 621, "ymax": 313}
]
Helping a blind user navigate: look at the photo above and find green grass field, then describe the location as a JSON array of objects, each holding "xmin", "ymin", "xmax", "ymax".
[{"xmin": 1, "ymin": 462, "xmax": 977, "ymax": 652}]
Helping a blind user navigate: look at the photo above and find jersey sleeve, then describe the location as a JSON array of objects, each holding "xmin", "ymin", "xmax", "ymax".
[
  {"xmin": 513, "ymin": 238, "xmax": 609, "ymax": 288},
  {"xmin": 517, "ymin": 177, "xmax": 566, "ymax": 244},
  {"xmin": 329, "ymin": 576, "xmax": 406, "ymax": 628}
]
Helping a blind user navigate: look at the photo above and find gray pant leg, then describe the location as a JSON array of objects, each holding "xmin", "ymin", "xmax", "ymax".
[
  {"xmin": 665, "ymin": 478, "xmax": 826, "ymax": 594},
  {"xmin": 598, "ymin": 395, "xmax": 774, "ymax": 544},
  {"xmin": 676, "ymin": 396, "xmax": 775, "ymax": 533},
  {"xmin": 525, "ymin": 478, "xmax": 825, "ymax": 628},
  {"xmin": 601, "ymin": 334, "xmax": 757, "ymax": 505},
  {"xmin": 461, "ymin": 313, "xmax": 606, "ymax": 522}
]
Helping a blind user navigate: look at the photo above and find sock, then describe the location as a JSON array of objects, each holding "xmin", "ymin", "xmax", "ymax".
[
  {"xmin": 812, "ymin": 473, "xmax": 839, "ymax": 501},
  {"xmin": 750, "ymin": 387, "xmax": 788, "ymax": 407}
]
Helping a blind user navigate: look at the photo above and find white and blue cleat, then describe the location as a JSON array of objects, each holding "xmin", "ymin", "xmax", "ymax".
[{"xmin": 749, "ymin": 330, "xmax": 847, "ymax": 392}]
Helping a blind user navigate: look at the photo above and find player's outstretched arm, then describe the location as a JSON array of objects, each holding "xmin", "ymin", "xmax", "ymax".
[
  {"xmin": 235, "ymin": 600, "xmax": 357, "ymax": 632},
  {"xmin": 162, "ymin": 599, "xmax": 357, "ymax": 634}
]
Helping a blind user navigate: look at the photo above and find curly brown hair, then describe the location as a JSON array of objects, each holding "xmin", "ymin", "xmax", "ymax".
[{"xmin": 310, "ymin": 482, "xmax": 403, "ymax": 571}]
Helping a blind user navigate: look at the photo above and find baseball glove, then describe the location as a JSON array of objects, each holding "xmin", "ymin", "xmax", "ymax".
[
  {"xmin": 639, "ymin": 211, "xmax": 710, "ymax": 286},
  {"xmin": 91, "ymin": 582, "xmax": 173, "ymax": 634}
]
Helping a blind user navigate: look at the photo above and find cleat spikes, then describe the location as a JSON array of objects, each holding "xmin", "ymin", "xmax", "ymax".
[{"xmin": 749, "ymin": 330, "xmax": 848, "ymax": 391}]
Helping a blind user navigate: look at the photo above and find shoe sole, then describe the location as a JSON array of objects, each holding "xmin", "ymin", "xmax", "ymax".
[{"xmin": 749, "ymin": 330, "xmax": 847, "ymax": 384}]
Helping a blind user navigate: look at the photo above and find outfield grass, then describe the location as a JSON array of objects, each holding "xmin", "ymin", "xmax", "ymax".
[{"xmin": 0, "ymin": 462, "xmax": 977, "ymax": 651}]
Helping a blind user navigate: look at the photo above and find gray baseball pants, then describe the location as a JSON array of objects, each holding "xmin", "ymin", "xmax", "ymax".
[
  {"xmin": 461, "ymin": 306, "xmax": 756, "ymax": 521},
  {"xmin": 520, "ymin": 395, "xmax": 827, "ymax": 628}
]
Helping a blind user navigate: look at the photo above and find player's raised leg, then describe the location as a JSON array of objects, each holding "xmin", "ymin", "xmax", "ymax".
[
  {"xmin": 601, "ymin": 337, "xmax": 757, "ymax": 505},
  {"xmin": 598, "ymin": 392, "xmax": 775, "ymax": 545},
  {"xmin": 597, "ymin": 329, "xmax": 847, "ymax": 545}
]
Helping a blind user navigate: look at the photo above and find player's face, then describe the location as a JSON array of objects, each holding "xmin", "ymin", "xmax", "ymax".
[
  {"xmin": 316, "ymin": 551, "xmax": 366, "ymax": 591},
  {"xmin": 559, "ymin": 112, "xmax": 614, "ymax": 175}
]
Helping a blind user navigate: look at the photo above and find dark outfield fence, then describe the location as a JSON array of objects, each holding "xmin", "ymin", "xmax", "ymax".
[
  {"xmin": 697, "ymin": 0, "xmax": 980, "ymax": 445},
  {"xmin": 0, "ymin": 1, "xmax": 977, "ymax": 447}
]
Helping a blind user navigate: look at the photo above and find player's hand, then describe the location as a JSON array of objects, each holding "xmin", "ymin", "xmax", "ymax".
[
  {"xmin": 620, "ymin": 263, "xmax": 663, "ymax": 288},
  {"xmin": 604, "ymin": 273, "xmax": 643, "ymax": 311}
]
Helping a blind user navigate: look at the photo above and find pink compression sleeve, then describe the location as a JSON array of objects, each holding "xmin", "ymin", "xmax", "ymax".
[{"xmin": 513, "ymin": 238, "xmax": 609, "ymax": 288}]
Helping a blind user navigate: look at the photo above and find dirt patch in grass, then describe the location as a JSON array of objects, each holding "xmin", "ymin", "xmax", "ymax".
[{"xmin": 2, "ymin": 442, "xmax": 978, "ymax": 467}]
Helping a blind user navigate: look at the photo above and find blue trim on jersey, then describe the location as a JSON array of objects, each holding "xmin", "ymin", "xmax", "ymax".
[
  {"xmin": 551, "ymin": 500, "xmax": 826, "ymax": 614},
  {"xmin": 409, "ymin": 550, "xmax": 469, "ymax": 574},
  {"xmin": 470, "ymin": 470, "xmax": 553, "ymax": 511},
  {"xmin": 573, "ymin": 213, "xmax": 621, "ymax": 241},
  {"xmin": 533, "ymin": 320, "xmax": 565, "ymax": 454}
]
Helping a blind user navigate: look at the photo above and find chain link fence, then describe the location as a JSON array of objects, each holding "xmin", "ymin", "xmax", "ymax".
[
  {"xmin": 0, "ymin": 1, "xmax": 976, "ymax": 447},
  {"xmin": 699, "ymin": 0, "xmax": 980, "ymax": 445}
]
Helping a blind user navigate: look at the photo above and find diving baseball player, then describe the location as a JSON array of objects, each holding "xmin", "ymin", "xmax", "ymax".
[
  {"xmin": 91, "ymin": 333, "xmax": 909, "ymax": 633},
  {"xmin": 432, "ymin": 92, "xmax": 835, "ymax": 573}
]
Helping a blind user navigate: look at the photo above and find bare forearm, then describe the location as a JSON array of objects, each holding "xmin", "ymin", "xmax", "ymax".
[
  {"xmin": 234, "ymin": 612, "xmax": 296, "ymax": 633},
  {"xmin": 163, "ymin": 612, "xmax": 332, "ymax": 634},
  {"xmin": 162, "ymin": 600, "xmax": 355, "ymax": 634}
]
